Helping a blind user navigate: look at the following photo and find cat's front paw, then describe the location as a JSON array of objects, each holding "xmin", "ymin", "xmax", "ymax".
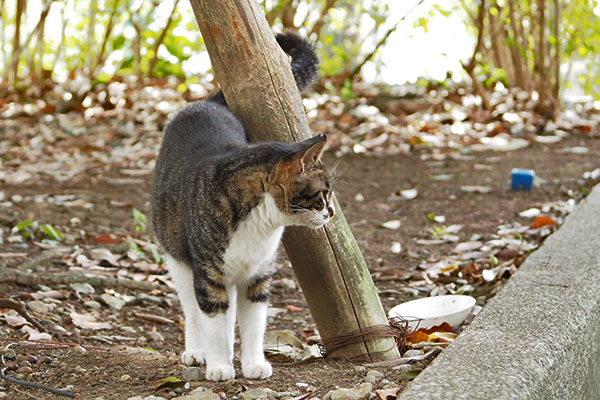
[
  {"xmin": 206, "ymin": 363, "xmax": 235, "ymax": 381},
  {"xmin": 242, "ymin": 360, "xmax": 272, "ymax": 380},
  {"xmin": 181, "ymin": 349, "xmax": 206, "ymax": 366}
]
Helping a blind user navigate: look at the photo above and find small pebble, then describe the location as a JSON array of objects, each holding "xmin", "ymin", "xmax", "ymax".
[
  {"xmin": 19, "ymin": 360, "xmax": 32, "ymax": 369},
  {"xmin": 75, "ymin": 366, "xmax": 87, "ymax": 373},
  {"xmin": 84, "ymin": 300, "xmax": 102, "ymax": 310},
  {"xmin": 187, "ymin": 392, "xmax": 220, "ymax": 400},
  {"xmin": 363, "ymin": 375, "xmax": 377, "ymax": 384},
  {"xmin": 279, "ymin": 278, "xmax": 296, "ymax": 291},
  {"xmin": 27, "ymin": 300, "xmax": 49, "ymax": 314},
  {"xmin": 5, "ymin": 362, "xmax": 17, "ymax": 371},
  {"xmin": 366, "ymin": 370, "xmax": 384, "ymax": 380},
  {"xmin": 148, "ymin": 331, "xmax": 164, "ymax": 342},
  {"xmin": 120, "ymin": 374, "xmax": 131, "ymax": 382},
  {"xmin": 403, "ymin": 350, "xmax": 421, "ymax": 357},
  {"xmin": 392, "ymin": 364, "xmax": 412, "ymax": 373},
  {"xmin": 326, "ymin": 382, "xmax": 372, "ymax": 400},
  {"xmin": 353, "ymin": 365, "xmax": 366, "ymax": 373},
  {"xmin": 37, "ymin": 356, "xmax": 52, "ymax": 365},
  {"xmin": 22, "ymin": 355, "xmax": 37, "ymax": 364},
  {"xmin": 16, "ymin": 367, "xmax": 33, "ymax": 374},
  {"xmin": 2, "ymin": 350, "xmax": 16, "ymax": 360},
  {"xmin": 240, "ymin": 388, "xmax": 274, "ymax": 400},
  {"xmin": 182, "ymin": 367, "xmax": 204, "ymax": 381}
]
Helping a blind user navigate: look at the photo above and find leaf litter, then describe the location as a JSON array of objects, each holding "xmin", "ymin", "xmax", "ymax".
[{"xmin": 0, "ymin": 82, "xmax": 599, "ymax": 399}]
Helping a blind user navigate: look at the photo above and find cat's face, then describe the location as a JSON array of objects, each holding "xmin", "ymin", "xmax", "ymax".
[{"xmin": 268, "ymin": 135, "xmax": 335, "ymax": 228}]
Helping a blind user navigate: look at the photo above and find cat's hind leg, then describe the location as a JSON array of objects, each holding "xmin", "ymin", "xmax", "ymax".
[
  {"xmin": 237, "ymin": 274, "xmax": 273, "ymax": 380},
  {"xmin": 165, "ymin": 255, "xmax": 206, "ymax": 366}
]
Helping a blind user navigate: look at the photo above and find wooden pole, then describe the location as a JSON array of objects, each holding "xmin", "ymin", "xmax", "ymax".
[{"xmin": 188, "ymin": 0, "xmax": 399, "ymax": 362}]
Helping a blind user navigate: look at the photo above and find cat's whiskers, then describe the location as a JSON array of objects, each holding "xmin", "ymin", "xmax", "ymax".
[{"xmin": 328, "ymin": 158, "xmax": 342, "ymax": 185}]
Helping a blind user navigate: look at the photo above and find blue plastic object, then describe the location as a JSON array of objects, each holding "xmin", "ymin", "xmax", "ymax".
[{"xmin": 511, "ymin": 168, "xmax": 535, "ymax": 191}]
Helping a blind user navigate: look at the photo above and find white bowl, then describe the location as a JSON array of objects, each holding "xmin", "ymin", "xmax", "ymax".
[{"xmin": 388, "ymin": 295, "xmax": 476, "ymax": 331}]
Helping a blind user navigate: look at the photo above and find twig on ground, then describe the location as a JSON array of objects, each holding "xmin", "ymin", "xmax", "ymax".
[
  {"xmin": 0, "ymin": 298, "xmax": 46, "ymax": 332},
  {"xmin": 134, "ymin": 312, "xmax": 174, "ymax": 325},
  {"xmin": 0, "ymin": 269, "xmax": 173, "ymax": 293},
  {"xmin": 14, "ymin": 249, "xmax": 69, "ymax": 271}
]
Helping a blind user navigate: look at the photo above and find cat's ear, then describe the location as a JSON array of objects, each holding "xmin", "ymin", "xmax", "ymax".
[{"xmin": 293, "ymin": 134, "xmax": 327, "ymax": 174}]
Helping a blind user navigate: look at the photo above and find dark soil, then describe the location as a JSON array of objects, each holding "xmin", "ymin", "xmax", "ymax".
[{"xmin": 1, "ymin": 122, "xmax": 599, "ymax": 399}]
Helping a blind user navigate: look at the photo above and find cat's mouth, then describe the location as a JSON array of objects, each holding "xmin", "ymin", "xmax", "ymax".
[
  {"xmin": 289, "ymin": 202, "xmax": 335, "ymax": 229},
  {"xmin": 308, "ymin": 203, "xmax": 336, "ymax": 228}
]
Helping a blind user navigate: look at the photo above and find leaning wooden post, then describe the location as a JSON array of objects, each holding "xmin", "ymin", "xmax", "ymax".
[{"xmin": 188, "ymin": 0, "xmax": 399, "ymax": 362}]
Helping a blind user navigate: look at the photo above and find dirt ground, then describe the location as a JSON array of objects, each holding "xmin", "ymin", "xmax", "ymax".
[{"xmin": 1, "ymin": 114, "xmax": 599, "ymax": 399}]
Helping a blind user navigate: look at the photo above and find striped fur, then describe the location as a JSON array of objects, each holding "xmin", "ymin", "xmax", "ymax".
[{"xmin": 151, "ymin": 34, "xmax": 334, "ymax": 381}]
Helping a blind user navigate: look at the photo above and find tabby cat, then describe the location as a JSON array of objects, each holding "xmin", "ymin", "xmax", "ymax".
[{"xmin": 151, "ymin": 32, "xmax": 335, "ymax": 381}]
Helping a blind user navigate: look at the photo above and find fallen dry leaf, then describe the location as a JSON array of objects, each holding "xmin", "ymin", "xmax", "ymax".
[
  {"xmin": 406, "ymin": 330, "xmax": 429, "ymax": 344},
  {"xmin": 531, "ymin": 215, "xmax": 557, "ymax": 229},
  {"xmin": 376, "ymin": 387, "xmax": 401, "ymax": 400},
  {"xmin": 70, "ymin": 312, "xmax": 111, "ymax": 330}
]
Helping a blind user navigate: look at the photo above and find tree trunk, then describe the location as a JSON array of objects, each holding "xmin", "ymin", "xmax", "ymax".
[
  {"xmin": 462, "ymin": 0, "xmax": 491, "ymax": 110},
  {"xmin": 535, "ymin": 0, "xmax": 553, "ymax": 115},
  {"xmin": 147, "ymin": 0, "xmax": 180, "ymax": 78},
  {"xmin": 86, "ymin": 0, "xmax": 96, "ymax": 75},
  {"xmin": 506, "ymin": 0, "xmax": 526, "ymax": 88},
  {"xmin": 513, "ymin": 0, "xmax": 532, "ymax": 91},
  {"xmin": 188, "ymin": 0, "xmax": 400, "ymax": 362},
  {"xmin": 0, "ymin": 0, "xmax": 6, "ymax": 78},
  {"xmin": 10, "ymin": 0, "xmax": 55, "ymax": 84},
  {"xmin": 309, "ymin": 0, "xmax": 337, "ymax": 40},
  {"xmin": 487, "ymin": 6, "xmax": 509, "ymax": 82},
  {"xmin": 51, "ymin": 0, "xmax": 68, "ymax": 78},
  {"xmin": 551, "ymin": 0, "xmax": 560, "ymax": 102},
  {"xmin": 91, "ymin": 0, "xmax": 121, "ymax": 79},
  {"xmin": 10, "ymin": 0, "xmax": 25, "ymax": 83}
]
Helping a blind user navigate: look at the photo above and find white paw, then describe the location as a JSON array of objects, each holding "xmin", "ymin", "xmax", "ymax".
[
  {"xmin": 181, "ymin": 349, "xmax": 205, "ymax": 366},
  {"xmin": 206, "ymin": 363, "xmax": 235, "ymax": 381},
  {"xmin": 242, "ymin": 360, "xmax": 272, "ymax": 380}
]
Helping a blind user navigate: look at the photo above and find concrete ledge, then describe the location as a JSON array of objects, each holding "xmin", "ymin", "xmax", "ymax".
[{"xmin": 398, "ymin": 184, "xmax": 600, "ymax": 400}]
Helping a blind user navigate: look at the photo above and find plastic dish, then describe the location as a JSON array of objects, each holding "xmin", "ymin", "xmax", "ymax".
[{"xmin": 388, "ymin": 295, "xmax": 476, "ymax": 331}]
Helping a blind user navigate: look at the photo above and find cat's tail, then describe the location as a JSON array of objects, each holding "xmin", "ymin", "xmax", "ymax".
[
  {"xmin": 275, "ymin": 31, "xmax": 319, "ymax": 93},
  {"xmin": 207, "ymin": 32, "xmax": 318, "ymax": 105}
]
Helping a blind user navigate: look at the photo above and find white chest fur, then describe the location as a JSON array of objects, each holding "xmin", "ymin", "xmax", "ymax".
[{"xmin": 222, "ymin": 193, "xmax": 285, "ymax": 283}]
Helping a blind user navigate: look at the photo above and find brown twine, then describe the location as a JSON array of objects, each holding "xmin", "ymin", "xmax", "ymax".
[{"xmin": 318, "ymin": 316, "xmax": 421, "ymax": 364}]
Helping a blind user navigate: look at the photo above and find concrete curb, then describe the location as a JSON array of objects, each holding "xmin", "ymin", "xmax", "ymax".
[{"xmin": 398, "ymin": 184, "xmax": 600, "ymax": 400}]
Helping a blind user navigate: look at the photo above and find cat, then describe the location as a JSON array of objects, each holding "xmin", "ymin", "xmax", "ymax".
[{"xmin": 150, "ymin": 32, "xmax": 335, "ymax": 381}]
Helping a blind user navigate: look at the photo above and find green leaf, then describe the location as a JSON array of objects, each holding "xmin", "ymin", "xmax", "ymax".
[
  {"xmin": 41, "ymin": 224, "xmax": 63, "ymax": 241},
  {"xmin": 156, "ymin": 376, "xmax": 185, "ymax": 391},
  {"xmin": 112, "ymin": 35, "xmax": 126, "ymax": 50},
  {"xmin": 132, "ymin": 208, "xmax": 147, "ymax": 232},
  {"xmin": 401, "ymin": 368, "xmax": 422, "ymax": 380},
  {"xmin": 16, "ymin": 220, "xmax": 34, "ymax": 231}
]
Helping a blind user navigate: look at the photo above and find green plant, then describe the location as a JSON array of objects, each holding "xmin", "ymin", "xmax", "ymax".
[{"xmin": 132, "ymin": 208, "xmax": 147, "ymax": 232}]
